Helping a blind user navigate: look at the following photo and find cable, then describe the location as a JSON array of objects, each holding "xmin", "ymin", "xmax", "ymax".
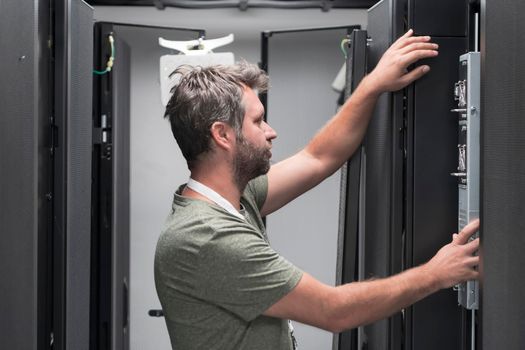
[
  {"xmin": 93, "ymin": 34, "xmax": 115, "ymax": 75},
  {"xmin": 340, "ymin": 37, "xmax": 350, "ymax": 59}
]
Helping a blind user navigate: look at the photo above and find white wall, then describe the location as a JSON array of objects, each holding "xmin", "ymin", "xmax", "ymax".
[{"xmin": 94, "ymin": 6, "xmax": 367, "ymax": 350}]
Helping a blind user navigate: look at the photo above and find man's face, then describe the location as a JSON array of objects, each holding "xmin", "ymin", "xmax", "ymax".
[{"xmin": 233, "ymin": 87, "xmax": 277, "ymax": 186}]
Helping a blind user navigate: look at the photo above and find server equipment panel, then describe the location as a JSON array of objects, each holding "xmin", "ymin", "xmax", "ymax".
[{"xmin": 451, "ymin": 52, "xmax": 480, "ymax": 310}]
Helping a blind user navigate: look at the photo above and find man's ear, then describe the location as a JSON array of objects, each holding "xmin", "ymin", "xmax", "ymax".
[{"xmin": 210, "ymin": 122, "xmax": 235, "ymax": 151}]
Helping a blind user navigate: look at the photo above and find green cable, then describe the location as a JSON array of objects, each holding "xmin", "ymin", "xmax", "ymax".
[
  {"xmin": 93, "ymin": 69, "xmax": 109, "ymax": 75},
  {"xmin": 340, "ymin": 38, "xmax": 350, "ymax": 59},
  {"xmin": 93, "ymin": 34, "xmax": 115, "ymax": 75}
]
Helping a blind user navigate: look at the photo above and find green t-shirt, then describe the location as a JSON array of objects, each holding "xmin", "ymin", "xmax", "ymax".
[{"xmin": 155, "ymin": 175, "xmax": 303, "ymax": 350}]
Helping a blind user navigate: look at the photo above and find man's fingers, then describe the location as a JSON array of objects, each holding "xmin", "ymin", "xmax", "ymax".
[
  {"xmin": 468, "ymin": 270, "xmax": 480, "ymax": 281},
  {"xmin": 392, "ymin": 29, "xmax": 414, "ymax": 47},
  {"xmin": 456, "ymin": 219, "xmax": 480, "ymax": 245},
  {"xmin": 399, "ymin": 35, "xmax": 432, "ymax": 49},
  {"xmin": 399, "ymin": 65, "xmax": 430, "ymax": 86},
  {"xmin": 375, "ymin": 31, "xmax": 437, "ymax": 92},
  {"xmin": 464, "ymin": 237, "xmax": 480, "ymax": 254},
  {"xmin": 402, "ymin": 28, "xmax": 414, "ymax": 38},
  {"xmin": 398, "ymin": 28, "xmax": 414, "ymax": 41},
  {"xmin": 466, "ymin": 255, "xmax": 480, "ymax": 268},
  {"xmin": 390, "ymin": 29, "xmax": 413, "ymax": 49},
  {"xmin": 401, "ymin": 49, "xmax": 439, "ymax": 67},
  {"xmin": 400, "ymin": 42, "xmax": 439, "ymax": 55},
  {"xmin": 393, "ymin": 32, "xmax": 431, "ymax": 50}
]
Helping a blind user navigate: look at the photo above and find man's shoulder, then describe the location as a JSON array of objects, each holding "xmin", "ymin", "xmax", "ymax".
[
  {"xmin": 243, "ymin": 175, "xmax": 268, "ymax": 210},
  {"xmin": 159, "ymin": 194, "xmax": 261, "ymax": 249},
  {"xmin": 160, "ymin": 198, "xmax": 225, "ymax": 245}
]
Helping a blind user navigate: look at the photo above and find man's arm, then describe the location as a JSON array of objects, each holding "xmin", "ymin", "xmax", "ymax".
[
  {"xmin": 261, "ymin": 29, "xmax": 438, "ymax": 216},
  {"xmin": 263, "ymin": 220, "xmax": 480, "ymax": 332}
]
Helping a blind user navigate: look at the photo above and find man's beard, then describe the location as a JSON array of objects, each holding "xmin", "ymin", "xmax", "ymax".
[{"xmin": 233, "ymin": 135, "xmax": 271, "ymax": 189}]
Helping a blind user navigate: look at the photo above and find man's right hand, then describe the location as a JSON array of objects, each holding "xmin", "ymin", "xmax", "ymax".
[
  {"xmin": 264, "ymin": 219, "xmax": 480, "ymax": 333},
  {"xmin": 423, "ymin": 219, "xmax": 480, "ymax": 290}
]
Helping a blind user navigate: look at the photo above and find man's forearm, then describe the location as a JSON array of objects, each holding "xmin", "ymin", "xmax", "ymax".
[
  {"xmin": 263, "ymin": 222, "xmax": 478, "ymax": 333},
  {"xmin": 303, "ymin": 75, "xmax": 381, "ymax": 178},
  {"xmin": 261, "ymin": 31, "xmax": 437, "ymax": 215},
  {"xmin": 327, "ymin": 263, "xmax": 439, "ymax": 332},
  {"xmin": 303, "ymin": 30, "xmax": 437, "ymax": 181}
]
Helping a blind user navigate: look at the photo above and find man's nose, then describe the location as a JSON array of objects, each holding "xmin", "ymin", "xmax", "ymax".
[{"xmin": 264, "ymin": 122, "xmax": 277, "ymax": 140}]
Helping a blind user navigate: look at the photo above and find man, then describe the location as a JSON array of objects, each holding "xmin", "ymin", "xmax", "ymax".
[{"xmin": 155, "ymin": 29, "xmax": 479, "ymax": 350}]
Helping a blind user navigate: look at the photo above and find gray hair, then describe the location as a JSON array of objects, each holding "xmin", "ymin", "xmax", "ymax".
[{"xmin": 164, "ymin": 61, "xmax": 269, "ymax": 169}]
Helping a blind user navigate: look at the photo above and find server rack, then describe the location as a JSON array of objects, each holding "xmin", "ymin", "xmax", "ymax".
[
  {"xmin": 0, "ymin": 0, "xmax": 54, "ymax": 349},
  {"xmin": 335, "ymin": 0, "xmax": 480, "ymax": 349},
  {"xmin": 2, "ymin": 1, "xmax": 94, "ymax": 348}
]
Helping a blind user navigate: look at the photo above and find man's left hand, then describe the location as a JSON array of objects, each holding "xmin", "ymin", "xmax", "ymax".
[{"xmin": 365, "ymin": 29, "xmax": 439, "ymax": 95}]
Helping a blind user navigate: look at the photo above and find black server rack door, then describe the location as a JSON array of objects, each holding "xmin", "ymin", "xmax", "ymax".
[
  {"xmin": 361, "ymin": 1, "xmax": 395, "ymax": 349},
  {"xmin": 67, "ymin": 7, "xmax": 95, "ymax": 350},
  {"xmin": 0, "ymin": 0, "xmax": 52, "ymax": 349},
  {"xmin": 53, "ymin": 1, "xmax": 94, "ymax": 349},
  {"xmin": 481, "ymin": 0, "xmax": 525, "ymax": 348},
  {"xmin": 91, "ymin": 23, "xmax": 132, "ymax": 350},
  {"xmin": 406, "ymin": 5, "xmax": 468, "ymax": 349},
  {"xmin": 334, "ymin": 28, "xmax": 368, "ymax": 350},
  {"xmin": 111, "ymin": 34, "xmax": 132, "ymax": 350},
  {"xmin": 365, "ymin": 0, "xmax": 392, "ymax": 283},
  {"xmin": 337, "ymin": 29, "xmax": 369, "ymax": 289},
  {"xmin": 91, "ymin": 22, "xmax": 117, "ymax": 350},
  {"xmin": 410, "ymin": 0, "xmax": 468, "ymax": 37}
]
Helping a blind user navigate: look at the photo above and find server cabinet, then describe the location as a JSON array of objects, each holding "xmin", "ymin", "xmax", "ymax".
[
  {"xmin": 336, "ymin": 0, "xmax": 472, "ymax": 349},
  {"xmin": 1, "ymin": 1, "xmax": 94, "ymax": 349},
  {"xmin": 0, "ymin": 0, "xmax": 53, "ymax": 349}
]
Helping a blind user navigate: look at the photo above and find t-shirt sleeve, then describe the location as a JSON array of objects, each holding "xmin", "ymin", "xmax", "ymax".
[
  {"xmin": 194, "ymin": 225, "xmax": 303, "ymax": 322},
  {"xmin": 245, "ymin": 175, "xmax": 268, "ymax": 211}
]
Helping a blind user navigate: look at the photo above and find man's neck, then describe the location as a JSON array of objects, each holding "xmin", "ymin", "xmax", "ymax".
[{"xmin": 183, "ymin": 169, "xmax": 244, "ymax": 210}]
